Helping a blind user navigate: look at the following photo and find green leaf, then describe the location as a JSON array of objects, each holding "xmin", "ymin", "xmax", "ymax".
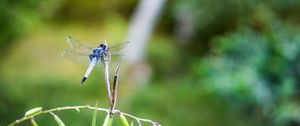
[
  {"xmin": 103, "ymin": 114, "xmax": 113, "ymax": 126},
  {"xmin": 24, "ymin": 107, "xmax": 42, "ymax": 117},
  {"xmin": 120, "ymin": 113, "xmax": 129, "ymax": 126},
  {"xmin": 91, "ymin": 101, "xmax": 99, "ymax": 126},
  {"xmin": 130, "ymin": 120, "xmax": 134, "ymax": 126},
  {"xmin": 50, "ymin": 112, "xmax": 65, "ymax": 126},
  {"xmin": 30, "ymin": 118, "xmax": 39, "ymax": 126}
]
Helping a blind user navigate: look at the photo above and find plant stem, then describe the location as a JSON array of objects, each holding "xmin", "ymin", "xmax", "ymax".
[
  {"xmin": 104, "ymin": 61, "xmax": 112, "ymax": 103},
  {"xmin": 120, "ymin": 111, "xmax": 160, "ymax": 126},
  {"xmin": 110, "ymin": 64, "xmax": 120, "ymax": 114},
  {"xmin": 8, "ymin": 105, "xmax": 160, "ymax": 126}
]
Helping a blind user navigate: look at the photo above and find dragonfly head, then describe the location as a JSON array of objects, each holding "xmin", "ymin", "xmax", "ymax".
[{"xmin": 98, "ymin": 44, "xmax": 107, "ymax": 50}]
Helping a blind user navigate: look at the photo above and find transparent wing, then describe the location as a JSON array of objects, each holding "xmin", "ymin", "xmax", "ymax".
[
  {"xmin": 109, "ymin": 41, "xmax": 130, "ymax": 55},
  {"xmin": 109, "ymin": 53, "xmax": 126, "ymax": 64},
  {"xmin": 63, "ymin": 36, "xmax": 99, "ymax": 66},
  {"xmin": 108, "ymin": 41, "xmax": 129, "ymax": 63},
  {"xmin": 62, "ymin": 49, "xmax": 104, "ymax": 67},
  {"xmin": 66, "ymin": 36, "xmax": 93, "ymax": 54},
  {"xmin": 62, "ymin": 49, "xmax": 91, "ymax": 65}
]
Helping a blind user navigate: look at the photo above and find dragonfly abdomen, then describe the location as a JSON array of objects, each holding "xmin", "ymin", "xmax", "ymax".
[{"xmin": 81, "ymin": 57, "xmax": 98, "ymax": 84}]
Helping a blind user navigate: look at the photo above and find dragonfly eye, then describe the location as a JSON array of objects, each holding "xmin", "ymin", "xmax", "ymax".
[
  {"xmin": 99, "ymin": 44, "xmax": 104, "ymax": 47},
  {"xmin": 99, "ymin": 44, "xmax": 108, "ymax": 50}
]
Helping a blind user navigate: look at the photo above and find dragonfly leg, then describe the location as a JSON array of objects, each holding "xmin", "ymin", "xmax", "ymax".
[
  {"xmin": 89, "ymin": 54, "xmax": 93, "ymax": 61},
  {"xmin": 100, "ymin": 56, "xmax": 105, "ymax": 64}
]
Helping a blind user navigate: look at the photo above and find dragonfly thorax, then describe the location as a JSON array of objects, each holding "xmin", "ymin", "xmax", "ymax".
[{"xmin": 89, "ymin": 47, "xmax": 106, "ymax": 61}]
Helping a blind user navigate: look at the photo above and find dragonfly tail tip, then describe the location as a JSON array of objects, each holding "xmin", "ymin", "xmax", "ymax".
[{"xmin": 81, "ymin": 77, "xmax": 87, "ymax": 84}]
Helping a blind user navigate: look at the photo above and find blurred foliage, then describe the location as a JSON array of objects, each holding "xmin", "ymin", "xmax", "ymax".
[
  {"xmin": 54, "ymin": 0, "xmax": 137, "ymax": 22},
  {"xmin": 131, "ymin": 0, "xmax": 300, "ymax": 125},
  {"xmin": 0, "ymin": 0, "xmax": 136, "ymax": 57},
  {"xmin": 170, "ymin": 0, "xmax": 300, "ymax": 55},
  {"xmin": 0, "ymin": 0, "xmax": 39, "ymax": 54},
  {"xmin": 194, "ymin": 26, "xmax": 300, "ymax": 125},
  {"xmin": 2, "ymin": 0, "xmax": 300, "ymax": 126},
  {"xmin": 152, "ymin": 0, "xmax": 300, "ymax": 125}
]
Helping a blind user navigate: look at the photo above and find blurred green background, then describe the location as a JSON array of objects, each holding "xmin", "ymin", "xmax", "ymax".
[{"xmin": 1, "ymin": 0, "xmax": 300, "ymax": 126}]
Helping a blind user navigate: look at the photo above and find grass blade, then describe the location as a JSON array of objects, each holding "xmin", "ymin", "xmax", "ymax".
[
  {"xmin": 103, "ymin": 114, "xmax": 113, "ymax": 126},
  {"xmin": 50, "ymin": 112, "xmax": 65, "ymax": 126},
  {"xmin": 91, "ymin": 101, "xmax": 99, "ymax": 126},
  {"xmin": 30, "ymin": 118, "xmax": 38, "ymax": 126},
  {"xmin": 130, "ymin": 120, "xmax": 134, "ymax": 126},
  {"xmin": 120, "ymin": 113, "xmax": 129, "ymax": 126}
]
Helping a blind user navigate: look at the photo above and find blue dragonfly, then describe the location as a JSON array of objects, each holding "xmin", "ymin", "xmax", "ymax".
[{"xmin": 62, "ymin": 36, "xmax": 129, "ymax": 84}]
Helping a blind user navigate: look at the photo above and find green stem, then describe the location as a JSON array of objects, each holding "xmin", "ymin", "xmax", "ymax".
[{"xmin": 8, "ymin": 105, "xmax": 160, "ymax": 126}]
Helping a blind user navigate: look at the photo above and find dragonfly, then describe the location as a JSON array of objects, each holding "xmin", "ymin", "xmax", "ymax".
[{"xmin": 62, "ymin": 36, "xmax": 129, "ymax": 84}]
